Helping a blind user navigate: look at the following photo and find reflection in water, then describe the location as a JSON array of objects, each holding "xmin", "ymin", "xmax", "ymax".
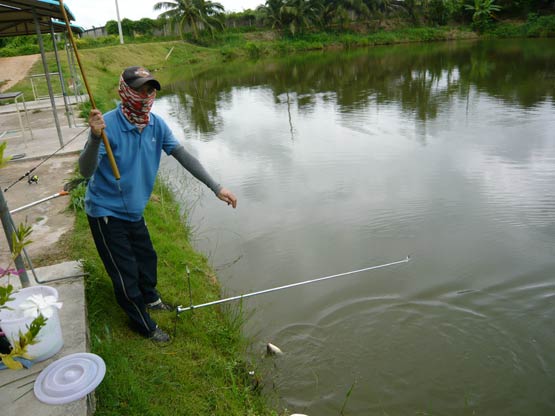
[
  {"xmin": 158, "ymin": 38, "xmax": 555, "ymax": 416},
  {"xmin": 164, "ymin": 39, "xmax": 555, "ymax": 134}
]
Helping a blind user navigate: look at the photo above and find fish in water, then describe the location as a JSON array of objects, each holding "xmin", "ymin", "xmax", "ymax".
[{"xmin": 266, "ymin": 342, "xmax": 283, "ymax": 356}]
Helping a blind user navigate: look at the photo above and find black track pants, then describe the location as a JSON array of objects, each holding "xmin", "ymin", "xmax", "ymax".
[{"xmin": 87, "ymin": 215, "xmax": 159, "ymax": 335}]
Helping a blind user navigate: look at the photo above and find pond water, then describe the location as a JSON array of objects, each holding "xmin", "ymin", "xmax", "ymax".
[{"xmin": 157, "ymin": 39, "xmax": 555, "ymax": 415}]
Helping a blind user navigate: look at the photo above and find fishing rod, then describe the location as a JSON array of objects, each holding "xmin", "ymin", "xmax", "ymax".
[
  {"xmin": 177, "ymin": 256, "xmax": 410, "ymax": 314},
  {"xmin": 59, "ymin": 0, "xmax": 120, "ymax": 181},
  {"xmin": 2, "ymin": 127, "xmax": 88, "ymax": 193}
]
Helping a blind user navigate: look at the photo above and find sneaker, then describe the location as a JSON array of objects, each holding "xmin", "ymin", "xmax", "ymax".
[
  {"xmin": 146, "ymin": 299, "xmax": 173, "ymax": 311},
  {"xmin": 149, "ymin": 326, "xmax": 170, "ymax": 342}
]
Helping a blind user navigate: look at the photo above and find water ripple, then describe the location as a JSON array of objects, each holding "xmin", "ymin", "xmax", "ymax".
[{"xmin": 265, "ymin": 270, "xmax": 555, "ymax": 415}]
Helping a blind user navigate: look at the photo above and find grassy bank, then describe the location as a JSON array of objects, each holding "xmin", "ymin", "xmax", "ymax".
[{"xmin": 66, "ymin": 180, "xmax": 277, "ymax": 416}]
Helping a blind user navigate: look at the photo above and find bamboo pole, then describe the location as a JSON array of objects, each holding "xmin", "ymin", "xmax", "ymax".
[{"xmin": 58, "ymin": 0, "xmax": 121, "ymax": 180}]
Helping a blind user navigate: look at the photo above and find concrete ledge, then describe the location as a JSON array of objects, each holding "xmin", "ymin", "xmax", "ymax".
[
  {"xmin": 0, "ymin": 261, "xmax": 91, "ymax": 416},
  {"xmin": 2, "ymin": 125, "xmax": 89, "ymax": 162}
]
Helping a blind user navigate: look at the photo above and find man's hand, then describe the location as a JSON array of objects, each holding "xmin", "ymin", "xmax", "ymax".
[
  {"xmin": 89, "ymin": 109, "xmax": 106, "ymax": 138},
  {"xmin": 217, "ymin": 188, "xmax": 237, "ymax": 208}
]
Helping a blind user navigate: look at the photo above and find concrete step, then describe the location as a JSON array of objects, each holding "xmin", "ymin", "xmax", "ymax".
[{"xmin": 0, "ymin": 261, "xmax": 91, "ymax": 416}]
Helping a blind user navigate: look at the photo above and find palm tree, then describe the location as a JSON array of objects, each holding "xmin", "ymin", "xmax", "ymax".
[
  {"xmin": 362, "ymin": 0, "xmax": 407, "ymax": 25},
  {"xmin": 280, "ymin": 0, "xmax": 320, "ymax": 35},
  {"xmin": 259, "ymin": 0, "xmax": 286, "ymax": 30},
  {"xmin": 315, "ymin": 0, "xmax": 370, "ymax": 30},
  {"xmin": 154, "ymin": 0, "xmax": 225, "ymax": 40},
  {"xmin": 464, "ymin": 0, "xmax": 501, "ymax": 31}
]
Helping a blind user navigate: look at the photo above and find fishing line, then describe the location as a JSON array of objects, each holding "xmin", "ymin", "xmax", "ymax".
[
  {"xmin": 177, "ymin": 256, "xmax": 411, "ymax": 314},
  {"xmin": 2, "ymin": 126, "xmax": 88, "ymax": 193}
]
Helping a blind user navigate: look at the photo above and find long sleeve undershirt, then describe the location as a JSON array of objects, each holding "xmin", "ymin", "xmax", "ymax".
[{"xmin": 79, "ymin": 132, "xmax": 222, "ymax": 195}]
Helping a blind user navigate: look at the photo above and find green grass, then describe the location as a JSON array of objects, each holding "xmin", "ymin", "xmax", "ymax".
[{"xmin": 67, "ymin": 180, "xmax": 278, "ymax": 415}]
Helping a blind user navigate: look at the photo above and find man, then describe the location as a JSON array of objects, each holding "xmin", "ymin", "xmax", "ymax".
[{"xmin": 79, "ymin": 66, "xmax": 237, "ymax": 342}]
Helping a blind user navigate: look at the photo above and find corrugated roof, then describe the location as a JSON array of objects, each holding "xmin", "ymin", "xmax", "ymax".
[{"xmin": 0, "ymin": 0, "xmax": 82, "ymax": 37}]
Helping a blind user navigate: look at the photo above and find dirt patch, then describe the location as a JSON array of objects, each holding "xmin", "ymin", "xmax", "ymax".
[
  {"xmin": 244, "ymin": 31, "xmax": 277, "ymax": 41},
  {"xmin": 0, "ymin": 54, "xmax": 40, "ymax": 93}
]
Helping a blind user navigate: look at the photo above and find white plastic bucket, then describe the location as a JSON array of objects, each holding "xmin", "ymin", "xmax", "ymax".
[{"xmin": 0, "ymin": 285, "xmax": 64, "ymax": 362}]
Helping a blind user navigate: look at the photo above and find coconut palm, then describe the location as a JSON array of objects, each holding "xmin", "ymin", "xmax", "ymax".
[
  {"xmin": 280, "ymin": 0, "xmax": 320, "ymax": 34},
  {"xmin": 259, "ymin": 0, "xmax": 286, "ymax": 30},
  {"xmin": 465, "ymin": 0, "xmax": 501, "ymax": 31},
  {"xmin": 315, "ymin": 0, "xmax": 370, "ymax": 30},
  {"xmin": 154, "ymin": 0, "xmax": 225, "ymax": 40},
  {"xmin": 364, "ymin": 0, "xmax": 405, "ymax": 20}
]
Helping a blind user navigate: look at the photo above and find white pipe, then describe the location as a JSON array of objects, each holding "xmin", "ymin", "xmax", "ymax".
[
  {"xmin": 10, "ymin": 191, "xmax": 68, "ymax": 214},
  {"xmin": 177, "ymin": 256, "xmax": 410, "ymax": 314}
]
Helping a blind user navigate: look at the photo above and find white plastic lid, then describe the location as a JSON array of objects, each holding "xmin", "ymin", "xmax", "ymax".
[{"xmin": 34, "ymin": 353, "xmax": 106, "ymax": 405}]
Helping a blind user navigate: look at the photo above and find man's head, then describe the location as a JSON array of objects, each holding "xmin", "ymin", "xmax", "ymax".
[
  {"xmin": 122, "ymin": 66, "xmax": 161, "ymax": 92},
  {"xmin": 119, "ymin": 66, "xmax": 160, "ymax": 127}
]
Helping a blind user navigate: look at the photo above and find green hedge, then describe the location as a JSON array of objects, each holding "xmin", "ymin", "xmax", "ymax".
[
  {"xmin": 0, "ymin": 44, "xmax": 41, "ymax": 57},
  {"xmin": 486, "ymin": 14, "xmax": 555, "ymax": 38}
]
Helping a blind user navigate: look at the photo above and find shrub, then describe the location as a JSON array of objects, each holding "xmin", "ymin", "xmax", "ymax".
[
  {"xmin": 244, "ymin": 41, "xmax": 261, "ymax": 58},
  {"xmin": 525, "ymin": 14, "xmax": 555, "ymax": 37},
  {"xmin": 219, "ymin": 46, "xmax": 237, "ymax": 61},
  {"xmin": 0, "ymin": 44, "xmax": 40, "ymax": 57}
]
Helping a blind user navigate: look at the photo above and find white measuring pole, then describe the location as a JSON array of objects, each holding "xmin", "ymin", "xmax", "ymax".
[{"xmin": 177, "ymin": 256, "xmax": 410, "ymax": 314}]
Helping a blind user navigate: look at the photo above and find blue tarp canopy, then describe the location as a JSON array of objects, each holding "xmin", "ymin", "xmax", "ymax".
[{"xmin": 0, "ymin": 0, "xmax": 82, "ymax": 37}]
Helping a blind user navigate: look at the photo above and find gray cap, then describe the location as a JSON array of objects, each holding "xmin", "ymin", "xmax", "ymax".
[{"xmin": 122, "ymin": 66, "xmax": 161, "ymax": 91}]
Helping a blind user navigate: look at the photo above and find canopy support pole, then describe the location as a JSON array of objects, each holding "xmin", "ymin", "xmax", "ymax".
[
  {"xmin": 33, "ymin": 8, "xmax": 64, "ymax": 148},
  {"xmin": 50, "ymin": 21, "xmax": 74, "ymax": 128}
]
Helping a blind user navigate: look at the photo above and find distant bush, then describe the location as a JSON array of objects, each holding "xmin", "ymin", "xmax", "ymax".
[
  {"xmin": 485, "ymin": 23, "xmax": 526, "ymax": 37},
  {"xmin": 0, "ymin": 35, "xmax": 42, "ymax": 56},
  {"xmin": 340, "ymin": 34, "xmax": 359, "ymax": 48},
  {"xmin": 74, "ymin": 35, "xmax": 121, "ymax": 49},
  {"xmin": 244, "ymin": 41, "xmax": 261, "ymax": 58},
  {"xmin": 273, "ymin": 40, "xmax": 295, "ymax": 55},
  {"xmin": 484, "ymin": 14, "xmax": 555, "ymax": 38},
  {"xmin": 220, "ymin": 46, "xmax": 238, "ymax": 61},
  {"xmin": 0, "ymin": 44, "xmax": 40, "ymax": 57},
  {"xmin": 525, "ymin": 14, "xmax": 555, "ymax": 37}
]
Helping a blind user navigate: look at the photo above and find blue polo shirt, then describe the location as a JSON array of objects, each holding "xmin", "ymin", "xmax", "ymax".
[{"xmin": 85, "ymin": 104, "xmax": 180, "ymax": 221}]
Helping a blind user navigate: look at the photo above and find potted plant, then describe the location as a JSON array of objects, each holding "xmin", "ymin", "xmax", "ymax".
[
  {"xmin": 0, "ymin": 222, "xmax": 50, "ymax": 369},
  {"xmin": 0, "ymin": 142, "xmax": 62, "ymax": 370}
]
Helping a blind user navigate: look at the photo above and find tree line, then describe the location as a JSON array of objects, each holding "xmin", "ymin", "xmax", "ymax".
[
  {"xmin": 150, "ymin": 0, "xmax": 555, "ymax": 37},
  {"xmin": 103, "ymin": 0, "xmax": 555, "ymax": 39},
  {"xmin": 1, "ymin": 0, "xmax": 554, "ymax": 57}
]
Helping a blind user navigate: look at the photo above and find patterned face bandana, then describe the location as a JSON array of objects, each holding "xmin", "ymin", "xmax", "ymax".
[{"xmin": 118, "ymin": 75, "xmax": 156, "ymax": 128}]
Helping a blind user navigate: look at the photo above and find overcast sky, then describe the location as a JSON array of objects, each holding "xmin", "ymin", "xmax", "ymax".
[{"xmin": 65, "ymin": 0, "xmax": 265, "ymax": 29}]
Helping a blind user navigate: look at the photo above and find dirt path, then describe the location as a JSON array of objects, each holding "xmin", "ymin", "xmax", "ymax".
[{"xmin": 0, "ymin": 54, "xmax": 40, "ymax": 92}]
